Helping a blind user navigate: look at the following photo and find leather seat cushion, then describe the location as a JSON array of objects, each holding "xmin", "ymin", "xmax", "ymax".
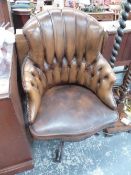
[{"xmin": 30, "ymin": 85, "xmax": 118, "ymax": 140}]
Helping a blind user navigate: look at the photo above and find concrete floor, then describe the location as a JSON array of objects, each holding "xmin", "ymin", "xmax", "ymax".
[{"xmin": 18, "ymin": 132, "xmax": 131, "ymax": 175}]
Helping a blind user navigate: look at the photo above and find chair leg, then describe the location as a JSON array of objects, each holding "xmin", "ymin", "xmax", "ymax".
[
  {"xmin": 53, "ymin": 140, "xmax": 64, "ymax": 163},
  {"xmin": 118, "ymin": 63, "xmax": 131, "ymax": 103}
]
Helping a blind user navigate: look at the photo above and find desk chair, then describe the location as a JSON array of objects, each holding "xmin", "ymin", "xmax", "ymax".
[{"xmin": 17, "ymin": 8, "xmax": 118, "ymax": 162}]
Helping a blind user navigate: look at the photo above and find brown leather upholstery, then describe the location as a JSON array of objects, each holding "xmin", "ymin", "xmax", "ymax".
[
  {"xmin": 20, "ymin": 8, "xmax": 118, "ymax": 140},
  {"xmin": 30, "ymin": 85, "xmax": 118, "ymax": 140}
]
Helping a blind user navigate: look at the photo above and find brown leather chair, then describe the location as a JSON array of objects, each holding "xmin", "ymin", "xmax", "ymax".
[{"xmin": 18, "ymin": 8, "xmax": 118, "ymax": 162}]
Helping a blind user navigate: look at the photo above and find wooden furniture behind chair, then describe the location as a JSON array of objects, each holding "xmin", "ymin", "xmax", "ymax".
[
  {"xmin": 0, "ymin": 42, "xmax": 33, "ymax": 175},
  {"xmin": 100, "ymin": 21, "xmax": 131, "ymax": 66},
  {"xmin": 88, "ymin": 11, "xmax": 115, "ymax": 21},
  {"xmin": 12, "ymin": 9, "xmax": 31, "ymax": 30},
  {"xmin": 0, "ymin": 0, "xmax": 12, "ymax": 26}
]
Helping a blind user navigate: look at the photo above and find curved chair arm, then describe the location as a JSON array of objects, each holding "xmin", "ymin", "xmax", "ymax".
[
  {"xmin": 22, "ymin": 57, "xmax": 47, "ymax": 124},
  {"xmin": 96, "ymin": 54, "xmax": 117, "ymax": 109},
  {"xmin": 86, "ymin": 53, "xmax": 117, "ymax": 109}
]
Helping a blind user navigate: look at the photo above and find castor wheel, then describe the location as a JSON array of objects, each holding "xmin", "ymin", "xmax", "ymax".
[
  {"xmin": 103, "ymin": 129, "xmax": 114, "ymax": 137},
  {"xmin": 95, "ymin": 133, "xmax": 100, "ymax": 136}
]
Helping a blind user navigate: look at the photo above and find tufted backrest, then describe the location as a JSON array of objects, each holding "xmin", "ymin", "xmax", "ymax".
[
  {"xmin": 23, "ymin": 8, "xmax": 105, "ymax": 68},
  {"xmin": 22, "ymin": 8, "xmax": 116, "ymax": 123}
]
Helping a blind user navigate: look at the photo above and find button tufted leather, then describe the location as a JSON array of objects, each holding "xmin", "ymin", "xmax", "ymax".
[
  {"xmin": 22, "ymin": 58, "xmax": 47, "ymax": 123},
  {"xmin": 21, "ymin": 8, "xmax": 117, "ymax": 125}
]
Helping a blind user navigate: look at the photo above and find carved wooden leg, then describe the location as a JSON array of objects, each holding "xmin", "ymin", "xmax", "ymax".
[
  {"xmin": 109, "ymin": 0, "xmax": 131, "ymax": 68},
  {"xmin": 118, "ymin": 63, "xmax": 131, "ymax": 103},
  {"xmin": 53, "ymin": 140, "xmax": 64, "ymax": 163},
  {"xmin": 104, "ymin": 63, "xmax": 131, "ymax": 134}
]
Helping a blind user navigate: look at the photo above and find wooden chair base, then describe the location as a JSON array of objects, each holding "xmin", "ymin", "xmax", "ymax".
[
  {"xmin": 105, "ymin": 63, "xmax": 131, "ymax": 135},
  {"xmin": 104, "ymin": 119, "xmax": 131, "ymax": 135},
  {"xmin": 104, "ymin": 99, "xmax": 131, "ymax": 135}
]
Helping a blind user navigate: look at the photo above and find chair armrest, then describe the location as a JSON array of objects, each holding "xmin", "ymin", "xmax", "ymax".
[
  {"xmin": 22, "ymin": 57, "xmax": 47, "ymax": 124},
  {"xmin": 86, "ymin": 53, "xmax": 117, "ymax": 109},
  {"xmin": 96, "ymin": 54, "xmax": 117, "ymax": 109}
]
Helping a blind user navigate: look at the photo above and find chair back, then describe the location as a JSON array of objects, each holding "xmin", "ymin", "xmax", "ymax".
[{"xmin": 21, "ymin": 8, "xmax": 116, "ymax": 110}]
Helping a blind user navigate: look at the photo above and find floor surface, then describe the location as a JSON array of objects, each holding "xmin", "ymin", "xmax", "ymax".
[{"xmin": 18, "ymin": 132, "xmax": 131, "ymax": 175}]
